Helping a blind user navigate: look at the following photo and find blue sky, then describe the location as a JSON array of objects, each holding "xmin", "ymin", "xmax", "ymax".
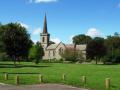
[{"xmin": 0, "ymin": 0, "xmax": 120, "ymax": 44}]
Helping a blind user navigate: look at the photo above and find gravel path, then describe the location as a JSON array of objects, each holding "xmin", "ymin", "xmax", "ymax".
[{"xmin": 0, "ymin": 84, "xmax": 88, "ymax": 90}]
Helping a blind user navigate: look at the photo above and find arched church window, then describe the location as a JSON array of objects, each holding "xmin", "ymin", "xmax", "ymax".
[
  {"xmin": 42, "ymin": 37, "xmax": 45, "ymax": 42},
  {"xmin": 53, "ymin": 51, "xmax": 55, "ymax": 56},
  {"xmin": 59, "ymin": 48, "xmax": 63, "ymax": 54},
  {"xmin": 48, "ymin": 51, "xmax": 50, "ymax": 57}
]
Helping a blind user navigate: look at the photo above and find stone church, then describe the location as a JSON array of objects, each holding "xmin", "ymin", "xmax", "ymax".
[{"xmin": 40, "ymin": 14, "xmax": 86, "ymax": 60}]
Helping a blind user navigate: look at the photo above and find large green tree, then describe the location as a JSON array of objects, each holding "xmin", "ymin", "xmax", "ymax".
[
  {"xmin": 2, "ymin": 23, "xmax": 32, "ymax": 65},
  {"xmin": 86, "ymin": 37, "xmax": 107, "ymax": 64},
  {"xmin": 0, "ymin": 24, "xmax": 8, "ymax": 60},
  {"xmin": 73, "ymin": 34, "xmax": 92, "ymax": 44},
  {"xmin": 104, "ymin": 32, "xmax": 120, "ymax": 63},
  {"xmin": 29, "ymin": 42, "xmax": 44, "ymax": 64}
]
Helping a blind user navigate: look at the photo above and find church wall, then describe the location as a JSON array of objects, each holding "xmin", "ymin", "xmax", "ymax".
[{"xmin": 54, "ymin": 43, "xmax": 66, "ymax": 59}]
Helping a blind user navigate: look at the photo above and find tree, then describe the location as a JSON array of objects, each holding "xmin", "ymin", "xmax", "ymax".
[
  {"xmin": 86, "ymin": 37, "xmax": 107, "ymax": 64},
  {"xmin": 61, "ymin": 48, "xmax": 85, "ymax": 63},
  {"xmin": 29, "ymin": 42, "xmax": 44, "ymax": 64},
  {"xmin": 0, "ymin": 24, "xmax": 8, "ymax": 60},
  {"xmin": 2, "ymin": 23, "xmax": 32, "ymax": 65},
  {"xmin": 104, "ymin": 32, "xmax": 120, "ymax": 63},
  {"xmin": 73, "ymin": 34, "xmax": 92, "ymax": 44}
]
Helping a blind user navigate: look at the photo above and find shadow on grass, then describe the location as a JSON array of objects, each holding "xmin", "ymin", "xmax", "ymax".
[
  {"xmin": 111, "ymin": 85, "xmax": 120, "ymax": 90},
  {"xmin": 1, "ymin": 72, "xmax": 41, "ymax": 74},
  {"xmin": 92, "ymin": 63, "xmax": 119, "ymax": 66},
  {"xmin": 0, "ymin": 63, "xmax": 51, "ymax": 68}
]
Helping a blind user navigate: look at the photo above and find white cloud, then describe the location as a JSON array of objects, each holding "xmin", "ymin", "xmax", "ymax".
[
  {"xmin": 19, "ymin": 22, "xmax": 29, "ymax": 29},
  {"xmin": 29, "ymin": 0, "xmax": 58, "ymax": 3},
  {"xmin": 51, "ymin": 38, "xmax": 61, "ymax": 44},
  {"xmin": 86, "ymin": 28, "xmax": 102, "ymax": 37},
  {"xmin": 32, "ymin": 27, "xmax": 42, "ymax": 35}
]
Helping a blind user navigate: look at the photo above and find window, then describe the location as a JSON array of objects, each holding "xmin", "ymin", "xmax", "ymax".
[
  {"xmin": 42, "ymin": 37, "xmax": 45, "ymax": 42},
  {"xmin": 53, "ymin": 51, "xmax": 55, "ymax": 56},
  {"xmin": 59, "ymin": 48, "xmax": 63, "ymax": 54},
  {"xmin": 48, "ymin": 51, "xmax": 50, "ymax": 57}
]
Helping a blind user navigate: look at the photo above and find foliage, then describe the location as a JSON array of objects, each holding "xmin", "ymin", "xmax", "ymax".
[
  {"xmin": 2, "ymin": 23, "xmax": 32, "ymax": 64},
  {"xmin": 86, "ymin": 37, "xmax": 107, "ymax": 64},
  {"xmin": 0, "ymin": 24, "xmax": 7, "ymax": 60},
  {"xmin": 61, "ymin": 48, "xmax": 76, "ymax": 62},
  {"xmin": 104, "ymin": 32, "xmax": 120, "ymax": 64},
  {"xmin": 29, "ymin": 42, "xmax": 44, "ymax": 64},
  {"xmin": 103, "ymin": 49, "xmax": 120, "ymax": 64},
  {"xmin": 73, "ymin": 34, "xmax": 92, "ymax": 44},
  {"xmin": 61, "ymin": 48, "xmax": 85, "ymax": 63}
]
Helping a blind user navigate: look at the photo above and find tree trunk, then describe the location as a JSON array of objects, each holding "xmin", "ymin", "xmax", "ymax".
[
  {"xmin": 95, "ymin": 57, "xmax": 98, "ymax": 64},
  {"xmin": 13, "ymin": 56, "xmax": 16, "ymax": 67}
]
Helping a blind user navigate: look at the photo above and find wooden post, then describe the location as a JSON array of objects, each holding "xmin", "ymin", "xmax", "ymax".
[
  {"xmin": 39, "ymin": 74, "xmax": 43, "ymax": 83},
  {"xmin": 82, "ymin": 76, "xmax": 86, "ymax": 87},
  {"xmin": 15, "ymin": 75, "xmax": 19, "ymax": 85},
  {"xmin": 4, "ymin": 73, "xmax": 8, "ymax": 80},
  {"xmin": 62, "ymin": 74, "xmax": 66, "ymax": 81},
  {"xmin": 105, "ymin": 78, "xmax": 110, "ymax": 89}
]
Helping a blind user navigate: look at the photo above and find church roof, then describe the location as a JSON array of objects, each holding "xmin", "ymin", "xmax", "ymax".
[
  {"xmin": 65, "ymin": 44, "xmax": 75, "ymax": 50},
  {"xmin": 43, "ymin": 14, "xmax": 48, "ymax": 34},
  {"xmin": 65, "ymin": 44, "xmax": 86, "ymax": 51},
  {"xmin": 47, "ymin": 44, "xmax": 58, "ymax": 50},
  {"xmin": 46, "ymin": 42, "xmax": 65, "ymax": 50},
  {"xmin": 47, "ymin": 43, "xmax": 86, "ymax": 51}
]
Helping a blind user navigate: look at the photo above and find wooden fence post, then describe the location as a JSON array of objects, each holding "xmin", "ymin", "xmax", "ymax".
[
  {"xmin": 15, "ymin": 75, "xmax": 19, "ymax": 85},
  {"xmin": 82, "ymin": 76, "xmax": 86, "ymax": 87},
  {"xmin": 4, "ymin": 73, "xmax": 8, "ymax": 80},
  {"xmin": 62, "ymin": 74, "xmax": 66, "ymax": 81},
  {"xmin": 105, "ymin": 78, "xmax": 110, "ymax": 89},
  {"xmin": 39, "ymin": 74, "xmax": 43, "ymax": 83}
]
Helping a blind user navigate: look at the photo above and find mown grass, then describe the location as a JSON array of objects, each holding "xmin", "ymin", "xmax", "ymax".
[{"xmin": 0, "ymin": 61, "xmax": 120, "ymax": 90}]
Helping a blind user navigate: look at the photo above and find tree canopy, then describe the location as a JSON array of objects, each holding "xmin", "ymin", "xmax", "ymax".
[
  {"xmin": 29, "ymin": 42, "xmax": 44, "ymax": 64},
  {"xmin": 2, "ymin": 23, "xmax": 32, "ymax": 64},
  {"xmin": 73, "ymin": 34, "xmax": 92, "ymax": 44},
  {"xmin": 86, "ymin": 37, "xmax": 107, "ymax": 64}
]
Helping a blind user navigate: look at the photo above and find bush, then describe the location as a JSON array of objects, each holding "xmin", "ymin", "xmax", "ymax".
[
  {"xmin": 0, "ymin": 52, "xmax": 10, "ymax": 61},
  {"xmin": 103, "ymin": 50, "xmax": 120, "ymax": 64}
]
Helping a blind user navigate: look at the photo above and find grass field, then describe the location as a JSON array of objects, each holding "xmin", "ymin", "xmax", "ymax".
[{"xmin": 0, "ymin": 62, "xmax": 120, "ymax": 90}]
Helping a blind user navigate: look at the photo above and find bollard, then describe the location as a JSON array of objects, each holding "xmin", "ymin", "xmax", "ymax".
[
  {"xmin": 82, "ymin": 76, "xmax": 86, "ymax": 87},
  {"xmin": 39, "ymin": 74, "xmax": 43, "ymax": 83},
  {"xmin": 4, "ymin": 73, "xmax": 8, "ymax": 80},
  {"xmin": 105, "ymin": 78, "xmax": 110, "ymax": 89},
  {"xmin": 62, "ymin": 74, "xmax": 66, "ymax": 81},
  {"xmin": 15, "ymin": 75, "xmax": 19, "ymax": 85}
]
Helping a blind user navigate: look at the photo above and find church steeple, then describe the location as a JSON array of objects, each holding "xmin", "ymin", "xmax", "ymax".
[
  {"xmin": 40, "ymin": 14, "xmax": 50, "ymax": 49},
  {"xmin": 43, "ymin": 14, "xmax": 48, "ymax": 34}
]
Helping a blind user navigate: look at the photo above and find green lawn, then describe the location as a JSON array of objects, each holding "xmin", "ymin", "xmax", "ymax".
[{"xmin": 0, "ymin": 62, "xmax": 120, "ymax": 90}]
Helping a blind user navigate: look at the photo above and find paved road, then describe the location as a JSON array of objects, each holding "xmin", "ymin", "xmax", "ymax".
[{"xmin": 0, "ymin": 84, "xmax": 88, "ymax": 90}]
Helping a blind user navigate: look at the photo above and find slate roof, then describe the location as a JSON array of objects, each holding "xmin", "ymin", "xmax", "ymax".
[
  {"xmin": 46, "ymin": 43, "xmax": 86, "ymax": 51},
  {"xmin": 65, "ymin": 44, "xmax": 75, "ymax": 50},
  {"xmin": 47, "ymin": 44, "xmax": 58, "ymax": 50},
  {"xmin": 65, "ymin": 44, "xmax": 86, "ymax": 51}
]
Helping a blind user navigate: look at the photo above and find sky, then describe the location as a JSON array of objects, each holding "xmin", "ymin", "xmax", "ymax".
[{"xmin": 0, "ymin": 0, "xmax": 120, "ymax": 44}]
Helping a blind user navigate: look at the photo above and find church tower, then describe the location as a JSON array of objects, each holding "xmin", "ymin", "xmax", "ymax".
[{"xmin": 40, "ymin": 14, "xmax": 50, "ymax": 49}]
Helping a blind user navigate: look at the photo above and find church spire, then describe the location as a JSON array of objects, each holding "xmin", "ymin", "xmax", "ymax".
[{"xmin": 43, "ymin": 14, "xmax": 48, "ymax": 34}]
